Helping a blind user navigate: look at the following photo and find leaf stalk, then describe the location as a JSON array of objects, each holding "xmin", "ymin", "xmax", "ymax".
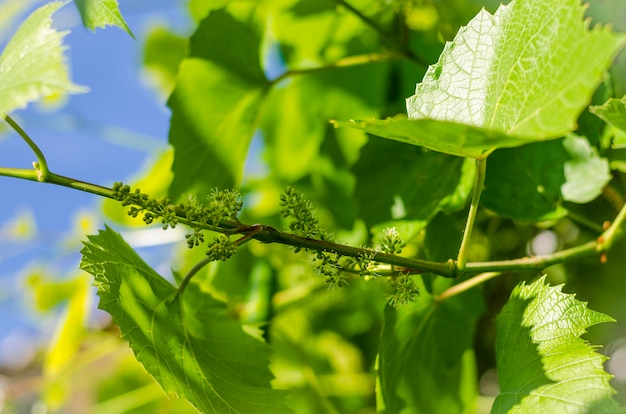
[{"xmin": 457, "ymin": 158, "xmax": 487, "ymax": 270}]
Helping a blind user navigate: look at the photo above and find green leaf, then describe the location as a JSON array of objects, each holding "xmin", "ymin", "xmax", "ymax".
[
  {"xmin": 188, "ymin": 0, "xmax": 229, "ymax": 21},
  {"xmin": 168, "ymin": 8, "xmax": 269, "ymax": 197},
  {"xmin": 492, "ymin": 276, "xmax": 618, "ymax": 414},
  {"xmin": 482, "ymin": 141, "xmax": 567, "ymax": 222},
  {"xmin": 352, "ymin": 137, "xmax": 464, "ymax": 226},
  {"xmin": 339, "ymin": 0, "xmax": 626, "ymax": 158},
  {"xmin": 143, "ymin": 27, "xmax": 187, "ymax": 96},
  {"xmin": 378, "ymin": 278, "xmax": 484, "ymax": 413},
  {"xmin": 439, "ymin": 157, "xmax": 476, "ymax": 212},
  {"xmin": 80, "ymin": 226, "xmax": 292, "ymax": 414},
  {"xmin": 73, "ymin": 0, "xmax": 134, "ymax": 38},
  {"xmin": 483, "ymin": 135, "xmax": 610, "ymax": 220},
  {"xmin": 333, "ymin": 117, "xmax": 522, "ymax": 159},
  {"xmin": 590, "ymin": 95, "xmax": 626, "ymax": 134},
  {"xmin": 262, "ymin": 63, "xmax": 386, "ymax": 182},
  {"xmin": 42, "ymin": 274, "xmax": 91, "ymax": 410},
  {"xmin": 0, "ymin": 1, "xmax": 87, "ymax": 116},
  {"xmin": 561, "ymin": 135, "xmax": 611, "ymax": 203}
]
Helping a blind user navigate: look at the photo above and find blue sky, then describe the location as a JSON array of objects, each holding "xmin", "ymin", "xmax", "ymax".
[{"xmin": 0, "ymin": 0, "xmax": 192, "ymax": 368}]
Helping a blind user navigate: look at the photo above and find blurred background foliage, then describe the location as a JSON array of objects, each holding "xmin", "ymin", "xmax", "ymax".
[{"xmin": 2, "ymin": 0, "xmax": 626, "ymax": 413}]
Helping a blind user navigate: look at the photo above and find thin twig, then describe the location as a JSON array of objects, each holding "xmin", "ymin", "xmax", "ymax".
[
  {"xmin": 177, "ymin": 256, "xmax": 213, "ymax": 295},
  {"xmin": 5, "ymin": 115, "xmax": 50, "ymax": 181},
  {"xmin": 332, "ymin": 0, "xmax": 428, "ymax": 67},
  {"xmin": 271, "ymin": 51, "xmax": 407, "ymax": 85},
  {"xmin": 435, "ymin": 272, "xmax": 501, "ymax": 302}
]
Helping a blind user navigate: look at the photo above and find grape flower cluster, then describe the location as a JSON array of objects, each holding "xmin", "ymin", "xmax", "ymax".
[{"xmin": 111, "ymin": 182, "xmax": 241, "ymax": 261}]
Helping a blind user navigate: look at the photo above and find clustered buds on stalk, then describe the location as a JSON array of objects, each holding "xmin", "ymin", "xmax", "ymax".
[
  {"xmin": 112, "ymin": 182, "xmax": 242, "ymax": 261},
  {"xmin": 386, "ymin": 275, "xmax": 419, "ymax": 308},
  {"xmin": 112, "ymin": 182, "xmax": 419, "ymax": 305}
]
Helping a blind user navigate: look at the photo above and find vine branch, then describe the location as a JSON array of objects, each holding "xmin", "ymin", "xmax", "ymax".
[
  {"xmin": 2, "ymin": 118, "xmax": 626, "ymax": 294},
  {"xmin": 1, "ymin": 160, "xmax": 622, "ymax": 281}
]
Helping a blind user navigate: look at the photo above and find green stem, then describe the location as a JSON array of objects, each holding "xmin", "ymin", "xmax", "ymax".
[
  {"xmin": 457, "ymin": 158, "xmax": 487, "ymax": 271},
  {"xmin": 334, "ymin": 0, "xmax": 390, "ymax": 38},
  {"xmin": 332, "ymin": 0, "xmax": 427, "ymax": 67},
  {"xmin": 0, "ymin": 167, "xmax": 40, "ymax": 181},
  {"xmin": 464, "ymin": 240, "xmax": 599, "ymax": 274},
  {"xmin": 177, "ymin": 256, "xmax": 213, "ymax": 295},
  {"xmin": 271, "ymin": 51, "xmax": 407, "ymax": 85},
  {"xmin": 598, "ymin": 199, "xmax": 626, "ymax": 251},
  {"xmin": 249, "ymin": 224, "xmax": 456, "ymax": 276},
  {"xmin": 0, "ymin": 166, "xmax": 117, "ymax": 199},
  {"xmin": 566, "ymin": 209, "xmax": 604, "ymax": 234},
  {"xmin": 2, "ymin": 160, "xmax": 625, "ymax": 281},
  {"xmin": 4, "ymin": 117, "xmax": 626, "ymax": 287},
  {"xmin": 5, "ymin": 115, "xmax": 50, "ymax": 181},
  {"xmin": 435, "ymin": 272, "xmax": 501, "ymax": 302}
]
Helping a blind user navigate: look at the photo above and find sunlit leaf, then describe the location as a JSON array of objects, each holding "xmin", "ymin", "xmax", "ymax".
[
  {"xmin": 26, "ymin": 271, "xmax": 86, "ymax": 312},
  {"xmin": 188, "ymin": 0, "xmax": 229, "ymax": 21},
  {"xmin": 561, "ymin": 135, "xmax": 611, "ymax": 203},
  {"xmin": 42, "ymin": 274, "xmax": 92, "ymax": 410},
  {"xmin": 492, "ymin": 276, "xmax": 618, "ymax": 413},
  {"xmin": 590, "ymin": 95, "xmax": 626, "ymax": 134},
  {"xmin": 81, "ymin": 226, "xmax": 292, "ymax": 414},
  {"xmin": 143, "ymin": 27, "xmax": 187, "ymax": 96},
  {"xmin": 263, "ymin": 63, "xmax": 386, "ymax": 182},
  {"xmin": 334, "ymin": 117, "xmax": 523, "ymax": 159},
  {"xmin": 338, "ymin": 0, "xmax": 626, "ymax": 158},
  {"xmin": 73, "ymin": 0, "xmax": 134, "ymax": 38},
  {"xmin": 0, "ymin": 1, "xmax": 87, "ymax": 116},
  {"xmin": 168, "ymin": 8, "xmax": 269, "ymax": 198}
]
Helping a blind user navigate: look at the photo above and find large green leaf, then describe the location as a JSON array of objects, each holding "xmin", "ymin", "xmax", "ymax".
[
  {"xmin": 261, "ymin": 67, "xmax": 383, "ymax": 182},
  {"xmin": 80, "ymin": 226, "xmax": 292, "ymax": 414},
  {"xmin": 338, "ymin": 0, "xmax": 626, "ymax": 158},
  {"xmin": 0, "ymin": 1, "xmax": 87, "ymax": 116},
  {"xmin": 352, "ymin": 137, "xmax": 464, "ymax": 227},
  {"xmin": 492, "ymin": 276, "xmax": 618, "ymax": 413},
  {"xmin": 143, "ymin": 27, "xmax": 187, "ymax": 96},
  {"xmin": 334, "ymin": 117, "xmax": 528, "ymax": 159},
  {"xmin": 378, "ymin": 279, "xmax": 483, "ymax": 413},
  {"xmin": 73, "ymin": 0, "xmax": 134, "ymax": 38},
  {"xmin": 378, "ymin": 214, "xmax": 483, "ymax": 413},
  {"xmin": 482, "ymin": 141, "xmax": 567, "ymax": 222},
  {"xmin": 482, "ymin": 135, "xmax": 610, "ymax": 221},
  {"xmin": 168, "ymin": 8, "xmax": 269, "ymax": 198}
]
